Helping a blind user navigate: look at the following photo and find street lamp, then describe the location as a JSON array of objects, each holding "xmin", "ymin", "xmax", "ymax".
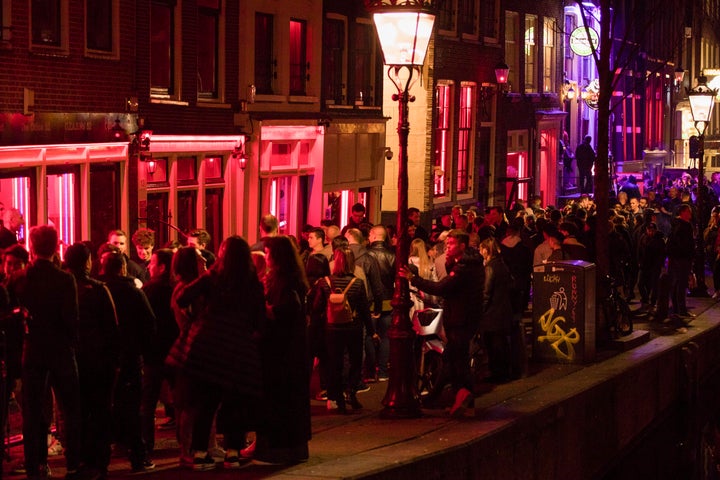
[
  {"xmin": 687, "ymin": 73, "xmax": 717, "ymax": 297},
  {"xmin": 365, "ymin": 0, "xmax": 437, "ymax": 419}
]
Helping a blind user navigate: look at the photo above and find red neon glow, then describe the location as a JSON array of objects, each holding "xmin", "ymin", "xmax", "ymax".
[
  {"xmin": 270, "ymin": 179, "xmax": 277, "ymax": 217},
  {"xmin": 340, "ymin": 190, "xmax": 350, "ymax": 228},
  {"xmin": 12, "ymin": 177, "xmax": 30, "ymax": 242}
]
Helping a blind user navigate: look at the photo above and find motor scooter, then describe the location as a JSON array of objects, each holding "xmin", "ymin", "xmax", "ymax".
[{"xmin": 411, "ymin": 308, "xmax": 445, "ymax": 397}]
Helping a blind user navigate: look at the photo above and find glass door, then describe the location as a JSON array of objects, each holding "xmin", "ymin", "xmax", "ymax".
[{"xmin": 47, "ymin": 166, "xmax": 81, "ymax": 259}]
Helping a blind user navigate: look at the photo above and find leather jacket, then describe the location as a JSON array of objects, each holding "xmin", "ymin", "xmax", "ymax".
[{"xmin": 366, "ymin": 241, "xmax": 396, "ymax": 306}]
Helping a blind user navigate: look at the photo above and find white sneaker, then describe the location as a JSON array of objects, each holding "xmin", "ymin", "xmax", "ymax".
[
  {"xmin": 47, "ymin": 438, "xmax": 63, "ymax": 456},
  {"xmin": 326, "ymin": 400, "xmax": 338, "ymax": 411}
]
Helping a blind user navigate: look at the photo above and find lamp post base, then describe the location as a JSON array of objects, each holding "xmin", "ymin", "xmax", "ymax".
[{"xmin": 380, "ymin": 321, "xmax": 422, "ymax": 419}]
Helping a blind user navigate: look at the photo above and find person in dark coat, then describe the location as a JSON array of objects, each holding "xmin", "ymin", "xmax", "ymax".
[
  {"xmin": 479, "ymin": 237, "xmax": 515, "ymax": 383},
  {"xmin": 311, "ymin": 246, "xmax": 375, "ymax": 414},
  {"xmin": 666, "ymin": 204, "xmax": 695, "ymax": 319},
  {"xmin": 254, "ymin": 236, "xmax": 312, "ymax": 464},
  {"xmin": 400, "ymin": 229, "xmax": 484, "ymax": 417},
  {"xmin": 173, "ymin": 236, "xmax": 265, "ymax": 471},
  {"xmin": 140, "ymin": 248, "xmax": 179, "ymax": 454},
  {"xmin": 637, "ymin": 222, "xmax": 666, "ymax": 311},
  {"xmin": 9, "ymin": 225, "xmax": 84, "ymax": 480},
  {"xmin": 365, "ymin": 225, "xmax": 395, "ymax": 381},
  {"xmin": 64, "ymin": 242, "xmax": 120, "ymax": 480},
  {"xmin": 97, "ymin": 250, "xmax": 157, "ymax": 472},
  {"xmin": 575, "ymin": 135, "xmax": 596, "ymax": 194}
]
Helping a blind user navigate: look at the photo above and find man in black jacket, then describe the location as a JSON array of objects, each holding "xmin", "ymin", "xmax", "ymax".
[
  {"xmin": 65, "ymin": 242, "xmax": 120, "ymax": 480},
  {"xmin": 400, "ymin": 229, "xmax": 484, "ymax": 416},
  {"xmin": 575, "ymin": 135, "xmax": 596, "ymax": 194},
  {"xmin": 365, "ymin": 225, "xmax": 395, "ymax": 381},
  {"xmin": 98, "ymin": 250, "xmax": 157, "ymax": 472},
  {"xmin": 667, "ymin": 204, "xmax": 695, "ymax": 320},
  {"xmin": 9, "ymin": 225, "xmax": 83, "ymax": 480}
]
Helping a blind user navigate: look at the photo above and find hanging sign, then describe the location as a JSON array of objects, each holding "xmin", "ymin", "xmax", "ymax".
[{"xmin": 569, "ymin": 26, "xmax": 599, "ymax": 57}]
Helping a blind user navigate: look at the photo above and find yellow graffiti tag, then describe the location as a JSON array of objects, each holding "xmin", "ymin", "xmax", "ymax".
[{"xmin": 538, "ymin": 308, "xmax": 580, "ymax": 361}]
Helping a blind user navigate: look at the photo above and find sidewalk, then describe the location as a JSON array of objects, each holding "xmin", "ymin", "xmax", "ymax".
[{"xmin": 6, "ymin": 297, "xmax": 719, "ymax": 479}]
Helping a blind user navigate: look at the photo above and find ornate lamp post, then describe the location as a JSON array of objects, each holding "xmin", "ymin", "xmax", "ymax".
[
  {"xmin": 364, "ymin": 0, "xmax": 436, "ymax": 418},
  {"xmin": 687, "ymin": 72, "xmax": 717, "ymax": 297}
]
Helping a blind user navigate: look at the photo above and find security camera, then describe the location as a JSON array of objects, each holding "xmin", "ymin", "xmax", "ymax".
[{"xmin": 384, "ymin": 147, "xmax": 393, "ymax": 160}]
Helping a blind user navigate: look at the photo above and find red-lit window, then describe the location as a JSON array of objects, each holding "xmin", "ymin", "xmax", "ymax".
[
  {"xmin": 255, "ymin": 13, "xmax": 274, "ymax": 95},
  {"xmin": 457, "ymin": 84, "xmax": 475, "ymax": 194},
  {"xmin": 86, "ymin": 0, "xmax": 113, "ymax": 52},
  {"xmin": 434, "ymin": 83, "xmax": 452, "ymax": 197},
  {"xmin": 147, "ymin": 158, "xmax": 168, "ymax": 184},
  {"xmin": 177, "ymin": 157, "xmax": 197, "ymax": 184},
  {"xmin": 203, "ymin": 156, "xmax": 223, "ymax": 182},
  {"xmin": 323, "ymin": 18, "xmax": 345, "ymax": 105},
  {"xmin": 177, "ymin": 190, "xmax": 197, "ymax": 234},
  {"xmin": 205, "ymin": 188, "xmax": 223, "ymax": 252},
  {"xmin": 290, "ymin": 19, "xmax": 308, "ymax": 95},
  {"xmin": 47, "ymin": 167, "xmax": 80, "ymax": 260},
  {"xmin": 349, "ymin": 22, "xmax": 374, "ymax": 106},
  {"xmin": 151, "ymin": 0, "xmax": 175, "ymax": 96},
  {"xmin": 645, "ymin": 73, "xmax": 662, "ymax": 150},
  {"xmin": 198, "ymin": 0, "xmax": 220, "ymax": 98}
]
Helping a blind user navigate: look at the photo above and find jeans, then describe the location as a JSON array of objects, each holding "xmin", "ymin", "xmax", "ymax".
[
  {"xmin": 364, "ymin": 313, "xmax": 391, "ymax": 378},
  {"xmin": 325, "ymin": 324, "xmax": 363, "ymax": 400},
  {"xmin": 22, "ymin": 349, "xmax": 82, "ymax": 476},
  {"xmin": 140, "ymin": 361, "xmax": 175, "ymax": 452}
]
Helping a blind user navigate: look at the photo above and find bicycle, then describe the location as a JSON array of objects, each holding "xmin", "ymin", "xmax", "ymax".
[{"xmin": 603, "ymin": 275, "xmax": 633, "ymax": 338}]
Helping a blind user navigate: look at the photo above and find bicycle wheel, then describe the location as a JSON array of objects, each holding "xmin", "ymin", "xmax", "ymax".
[{"xmin": 606, "ymin": 294, "xmax": 633, "ymax": 337}]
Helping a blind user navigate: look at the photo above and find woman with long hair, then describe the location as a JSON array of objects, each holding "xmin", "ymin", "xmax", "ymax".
[
  {"xmin": 167, "ymin": 246, "xmax": 207, "ymax": 466},
  {"xmin": 172, "ymin": 236, "xmax": 265, "ymax": 471},
  {"xmin": 312, "ymin": 247, "xmax": 374, "ymax": 413},
  {"xmin": 253, "ymin": 235, "xmax": 312, "ymax": 465}
]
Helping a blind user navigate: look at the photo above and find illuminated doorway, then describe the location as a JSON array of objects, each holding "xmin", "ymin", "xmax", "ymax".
[{"xmin": 47, "ymin": 166, "xmax": 81, "ymax": 258}]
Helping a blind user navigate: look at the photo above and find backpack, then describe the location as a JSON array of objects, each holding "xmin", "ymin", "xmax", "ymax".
[{"xmin": 325, "ymin": 276, "xmax": 357, "ymax": 324}]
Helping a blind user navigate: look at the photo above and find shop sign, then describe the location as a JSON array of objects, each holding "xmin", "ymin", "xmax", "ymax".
[
  {"xmin": 570, "ymin": 26, "xmax": 599, "ymax": 57},
  {"xmin": 0, "ymin": 112, "xmax": 129, "ymax": 146}
]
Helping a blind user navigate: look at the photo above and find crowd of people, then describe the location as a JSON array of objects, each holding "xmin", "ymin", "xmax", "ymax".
[{"xmin": 0, "ymin": 175, "xmax": 717, "ymax": 479}]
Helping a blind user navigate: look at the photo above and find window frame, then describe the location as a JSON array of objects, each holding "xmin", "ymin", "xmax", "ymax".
[
  {"xmin": 542, "ymin": 17, "xmax": 556, "ymax": 93},
  {"xmin": 459, "ymin": 0, "xmax": 479, "ymax": 41},
  {"xmin": 348, "ymin": 19, "xmax": 376, "ymax": 107},
  {"xmin": 480, "ymin": 0, "xmax": 499, "ymax": 43},
  {"xmin": 150, "ymin": 0, "xmax": 181, "ymax": 100},
  {"xmin": 30, "ymin": 0, "xmax": 69, "ymax": 55},
  {"xmin": 456, "ymin": 82, "xmax": 476, "ymax": 197},
  {"xmin": 289, "ymin": 18, "xmax": 308, "ymax": 96},
  {"xmin": 524, "ymin": 14, "xmax": 538, "ymax": 93},
  {"xmin": 505, "ymin": 11, "xmax": 519, "ymax": 94},
  {"xmin": 254, "ymin": 12, "xmax": 275, "ymax": 95},
  {"xmin": 197, "ymin": 0, "xmax": 223, "ymax": 101},
  {"xmin": 1, "ymin": 0, "xmax": 12, "ymax": 45},
  {"xmin": 322, "ymin": 14, "xmax": 347, "ymax": 106},
  {"xmin": 433, "ymin": 81, "xmax": 454, "ymax": 201},
  {"xmin": 437, "ymin": 0, "xmax": 457, "ymax": 36},
  {"xmin": 85, "ymin": 0, "xmax": 119, "ymax": 58}
]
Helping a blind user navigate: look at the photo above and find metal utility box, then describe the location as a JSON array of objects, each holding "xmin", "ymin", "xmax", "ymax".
[{"xmin": 532, "ymin": 260, "xmax": 596, "ymax": 363}]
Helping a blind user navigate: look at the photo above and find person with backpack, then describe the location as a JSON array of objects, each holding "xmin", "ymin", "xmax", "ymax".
[{"xmin": 311, "ymin": 247, "xmax": 376, "ymax": 413}]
